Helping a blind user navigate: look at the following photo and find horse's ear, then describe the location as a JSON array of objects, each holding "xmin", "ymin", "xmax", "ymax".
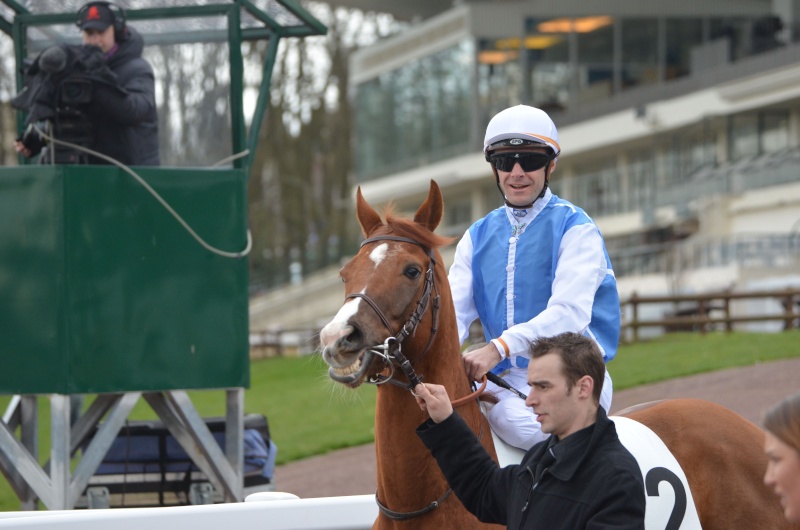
[
  {"xmin": 413, "ymin": 180, "xmax": 443, "ymax": 232},
  {"xmin": 356, "ymin": 187, "xmax": 384, "ymax": 237}
]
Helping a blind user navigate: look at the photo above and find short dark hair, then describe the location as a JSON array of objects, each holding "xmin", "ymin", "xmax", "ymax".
[
  {"xmin": 763, "ymin": 391, "xmax": 800, "ymax": 455},
  {"xmin": 529, "ymin": 332, "xmax": 605, "ymax": 403}
]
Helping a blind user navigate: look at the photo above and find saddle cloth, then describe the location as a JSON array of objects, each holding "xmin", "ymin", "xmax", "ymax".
[{"xmin": 611, "ymin": 416, "xmax": 703, "ymax": 530}]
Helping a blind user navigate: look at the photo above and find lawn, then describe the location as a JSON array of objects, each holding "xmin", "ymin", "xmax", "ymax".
[{"xmin": 0, "ymin": 330, "xmax": 798, "ymax": 511}]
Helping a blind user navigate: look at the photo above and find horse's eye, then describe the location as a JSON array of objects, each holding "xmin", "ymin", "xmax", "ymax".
[{"xmin": 404, "ymin": 266, "xmax": 421, "ymax": 279}]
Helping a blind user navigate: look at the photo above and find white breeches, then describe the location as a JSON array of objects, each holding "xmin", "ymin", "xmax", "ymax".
[{"xmin": 485, "ymin": 368, "xmax": 613, "ymax": 450}]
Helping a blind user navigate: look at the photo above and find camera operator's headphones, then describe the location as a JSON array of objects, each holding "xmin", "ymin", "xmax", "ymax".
[{"xmin": 76, "ymin": 2, "xmax": 128, "ymax": 42}]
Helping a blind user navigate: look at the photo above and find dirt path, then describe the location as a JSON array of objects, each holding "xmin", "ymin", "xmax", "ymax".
[{"xmin": 272, "ymin": 358, "xmax": 800, "ymax": 499}]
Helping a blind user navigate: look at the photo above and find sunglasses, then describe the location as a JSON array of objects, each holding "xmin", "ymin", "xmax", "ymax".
[{"xmin": 488, "ymin": 152, "xmax": 553, "ymax": 173}]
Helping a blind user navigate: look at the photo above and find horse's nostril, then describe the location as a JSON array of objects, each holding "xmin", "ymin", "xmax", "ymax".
[{"xmin": 344, "ymin": 326, "xmax": 363, "ymax": 348}]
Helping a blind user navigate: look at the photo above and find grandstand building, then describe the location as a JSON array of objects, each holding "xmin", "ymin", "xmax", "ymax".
[{"xmin": 250, "ymin": 0, "xmax": 800, "ymax": 333}]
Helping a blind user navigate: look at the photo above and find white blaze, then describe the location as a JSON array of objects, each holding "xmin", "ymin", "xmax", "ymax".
[
  {"xmin": 369, "ymin": 243, "xmax": 388, "ymax": 268},
  {"xmin": 319, "ymin": 292, "xmax": 363, "ymax": 347}
]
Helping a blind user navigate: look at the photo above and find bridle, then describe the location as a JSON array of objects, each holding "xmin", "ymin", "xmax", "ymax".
[
  {"xmin": 346, "ymin": 234, "xmax": 440, "ymax": 391},
  {"xmin": 347, "ymin": 234, "xmax": 487, "ymax": 521}
]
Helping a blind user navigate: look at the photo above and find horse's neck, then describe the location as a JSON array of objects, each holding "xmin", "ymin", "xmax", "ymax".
[{"xmin": 373, "ymin": 309, "xmax": 485, "ymax": 504}]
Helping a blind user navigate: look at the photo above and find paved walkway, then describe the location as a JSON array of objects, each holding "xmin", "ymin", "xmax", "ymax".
[{"xmin": 272, "ymin": 358, "xmax": 800, "ymax": 499}]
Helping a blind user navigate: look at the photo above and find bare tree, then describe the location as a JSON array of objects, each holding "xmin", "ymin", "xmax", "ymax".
[
  {"xmin": 248, "ymin": 5, "xmax": 398, "ymax": 291},
  {"xmin": 0, "ymin": 34, "xmax": 18, "ymax": 165}
]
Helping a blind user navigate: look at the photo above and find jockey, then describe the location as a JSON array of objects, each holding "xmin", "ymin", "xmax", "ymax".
[{"xmin": 448, "ymin": 104, "xmax": 620, "ymax": 450}]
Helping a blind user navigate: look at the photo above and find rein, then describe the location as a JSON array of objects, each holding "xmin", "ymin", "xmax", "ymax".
[{"xmin": 351, "ymin": 235, "xmax": 488, "ymax": 522}]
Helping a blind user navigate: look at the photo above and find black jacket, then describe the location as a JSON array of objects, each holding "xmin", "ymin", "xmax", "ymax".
[
  {"xmin": 84, "ymin": 27, "xmax": 160, "ymax": 166},
  {"xmin": 417, "ymin": 407, "xmax": 645, "ymax": 529}
]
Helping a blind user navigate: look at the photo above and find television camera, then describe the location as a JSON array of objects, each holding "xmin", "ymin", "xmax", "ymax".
[{"xmin": 12, "ymin": 44, "xmax": 115, "ymax": 164}]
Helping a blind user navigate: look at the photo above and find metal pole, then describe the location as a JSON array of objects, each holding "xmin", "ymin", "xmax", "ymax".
[{"xmin": 50, "ymin": 394, "xmax": 71, "ymax": 509}]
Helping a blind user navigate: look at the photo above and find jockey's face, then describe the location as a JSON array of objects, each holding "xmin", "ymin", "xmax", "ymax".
[
  {"xmin": 493, "ymin": 146, "xmax": 555, "ymax": 206},
  {"xmin": 764, "ymin": 431, "xmax": 800, "ymax": 524},
  {"xmin": 525, "ymin": 352, "xmax": 595, "ymax": 440}
]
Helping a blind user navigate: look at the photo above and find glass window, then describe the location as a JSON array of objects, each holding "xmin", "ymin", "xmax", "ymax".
[
  {"xmin": 572, "ymin": 156, "xmax": 620, "ymax": 216},
  {"xmin": 761, "ymin": 110, "xmax": 790, "ymax": 153},
  {"xmin": 665, "ymin": 19, "xmax": 703, "ymax": 81},
  {"xmin": 525, "ymin": 16, "xmax": 616, "ymax": 111},
  {"xmin": 621, "ymin": 18, "xmax": 659, "ymax": 89},
  {"xmin": 729, "ymin": 113, "xmax": 759, "ymax": 160},
  {"xmin": 353, "ymin": 40, "xmax": 475, "ymax": 181},
  {"xmin": 477, "ymin": 37, "xmax": 522, "ymax": 126},
  {"xmin": 575, "ymin": 17, "xmax": 615, "ymax": 103},
  {"xmin": 750, "ymin": 16, "xmax": 786, "ymax": 55},
  {"xmin": 627, "ymin": 148, "xmax": 656, "ymax": 213},
  {"xmin": 445, "ymin": 195, "xmax": 474, "ymax": 233},
  {"xmin": 667, "ymin": 125, "xmax": 715, "ymax": 181},
  {"xmin": 728, "ymin": 109, "xmax": 790, "ymax": 160},
  {"xmin": 525, "ymin": 17, "xmax": 571, "ymax": 113},
  {"xmin": 710, "ymin": 18, "xmax": 750, "ymax": 62}
]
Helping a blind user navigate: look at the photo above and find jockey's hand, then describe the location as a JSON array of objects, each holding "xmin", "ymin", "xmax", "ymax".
[
  {"xmin": 414, "ymin": 383, "xmax": 453, "ymax": 424},
  {"xmin": 462, "ymin": 342, "xmax": 503, "ymax": 382}
]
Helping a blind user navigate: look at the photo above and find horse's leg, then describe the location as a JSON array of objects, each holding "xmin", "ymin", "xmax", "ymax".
[{"xmin": 625, "ymin": 399, "xmax": 797, "ymax": 530}]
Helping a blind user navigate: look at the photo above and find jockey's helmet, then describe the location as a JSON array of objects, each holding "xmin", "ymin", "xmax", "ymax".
[{"xmin": 483, "ymin": 105, "xmax": 561, "ymax": 160}]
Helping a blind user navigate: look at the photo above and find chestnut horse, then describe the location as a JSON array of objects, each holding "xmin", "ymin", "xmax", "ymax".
[{"xmin": 319, "ymin": 180, "xmax": 794, "ymax": 530}]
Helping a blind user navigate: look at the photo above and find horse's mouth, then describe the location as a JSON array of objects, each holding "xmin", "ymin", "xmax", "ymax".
[{"xmin": 326, "ymin": 349, "xmax": 380, "ymax": 388}]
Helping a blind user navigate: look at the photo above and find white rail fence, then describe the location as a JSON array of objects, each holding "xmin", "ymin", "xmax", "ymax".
[{"xmin": 0, "ymin": 493, "xmax": 378, "ymax": 530}]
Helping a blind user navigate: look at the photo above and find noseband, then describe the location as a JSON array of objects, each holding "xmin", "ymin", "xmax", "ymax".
[{"xmin": 345, "ymin": 235, "xmax": 440, "ymax": 391}]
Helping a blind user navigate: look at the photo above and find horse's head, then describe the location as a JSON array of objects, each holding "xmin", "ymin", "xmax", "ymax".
[{"xmin": 320, "ymin": 181, "xmax": 453, "ymax": 388}]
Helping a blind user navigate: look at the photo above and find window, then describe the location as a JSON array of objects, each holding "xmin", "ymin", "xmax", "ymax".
[
  {"xmin": 665, "ymin": 18, "xmax": 703, "ymax": 80},
  {"xmin": 572, "ymin": 157, "xmax": 620, "ymax": 216},
  {"xmin": 668, "ymin": 125, "xmax": 715, "ymax": 181},
  {"xmin": 525, "ymin": 17, "xmax": 571, "ymax": 113},
  {"xmin": 728, "ymin": 110, "xmax": 790, "ymax": 161},
  {"xmin": 478, "ymin": 37, "xmax": 523, "ymax": 125},
  {"xmin": 621, "ymin": 18, "xmax": 659, "ymax": 88},
  {"xmin": 761, "ymin": 111, "xmax": 790, "ymax": 153},
  {"xmin": 627, "ymin": 148, "xmax": 657, "ymax": 212},
  {"xmin": 576, "ymin": 17, "xmax": 615, "ymax": 102},
  {"xmin": 354, "ymin": 40, "xmax": 475, "ymax": 181},
  {"xmin": 729, "ymin": 113, "xmax": 759, "ymax": 161}
]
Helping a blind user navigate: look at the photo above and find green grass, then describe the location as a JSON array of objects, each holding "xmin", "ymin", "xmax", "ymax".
[
  {"xmin": 608, "ymin": 330, "xmax": 800, "ymax": 389},
  {"xmin": 1, "ymin": 330, "xmax": 798, "ymax": 511}
]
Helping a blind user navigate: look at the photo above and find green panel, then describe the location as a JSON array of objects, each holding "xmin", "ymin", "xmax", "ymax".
[
  {"xmin": 0, "ymin": 165, "xmax": 249, "ymax": 394},
  {"xmin": 0, "ymin": 166, "xmax": 65, "ymax": 393}
]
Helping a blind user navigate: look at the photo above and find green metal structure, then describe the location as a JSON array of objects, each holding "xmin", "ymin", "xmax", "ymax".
[
  {"xmin": 0, "ymin": 0, "xmax": 326, "ymax": 394},
  {"xmin": 0, "ymin": 0, "xmax": 326, "ymax": 510},
  {"xmin": 0, "ymin": 165, "xmax": 250, "ymax": 393}
]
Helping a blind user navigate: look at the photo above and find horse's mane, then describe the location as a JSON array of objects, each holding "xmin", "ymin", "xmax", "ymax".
[{"xmin": 382, "ymin": 204, "xmax": 455, "ymax": 250}]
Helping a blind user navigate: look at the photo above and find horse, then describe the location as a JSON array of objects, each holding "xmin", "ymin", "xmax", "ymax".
[
  {"xmin": 319, "ymin": 180, "xmax": 795, "ymax": 530},
  {"xmin": 319, "ymin": 181, "xmax": 499, "ymax": 529}
]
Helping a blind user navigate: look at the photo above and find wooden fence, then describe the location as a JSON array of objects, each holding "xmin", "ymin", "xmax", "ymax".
[
  {"xmin": 250, "ymin": 288, "xmax": 800, "ymax": 353},
  {"xmin": 622, "ymin": 288, "xmax": 800, "ymax": 342},
  {"xmin": 249, "ymin": 328, "xmax": 320, "ymax": 359}
]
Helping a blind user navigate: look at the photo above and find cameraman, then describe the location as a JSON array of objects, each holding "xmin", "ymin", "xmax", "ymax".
[{"xmin": 15, "ymin": 2, "xmax": 159, "ymax": 166}]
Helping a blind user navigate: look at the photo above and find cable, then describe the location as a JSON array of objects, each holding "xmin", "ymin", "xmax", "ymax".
[
  {"xmin": 211, "ymin": 149, "xmax": 250, "ymax": 168},
  {"xmin": 34, "ymin": 124, "xmax": 252, "ymax": 259}
]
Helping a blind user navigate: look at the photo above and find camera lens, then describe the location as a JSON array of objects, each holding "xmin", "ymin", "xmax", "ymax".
[{"xmin": 60, "ymin": 79, "xmax": 92, "ymax": 105}]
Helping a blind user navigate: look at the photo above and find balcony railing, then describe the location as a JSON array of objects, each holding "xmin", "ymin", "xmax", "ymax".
[{"xmin": 611, "ymin": 234, "xmax": 800, "ymax": 278}]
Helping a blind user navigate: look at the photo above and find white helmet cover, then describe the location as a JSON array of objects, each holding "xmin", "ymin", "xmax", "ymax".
[{"xmin": 483, "ymin": 104, "xmax": 561, "ymax": 157}]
